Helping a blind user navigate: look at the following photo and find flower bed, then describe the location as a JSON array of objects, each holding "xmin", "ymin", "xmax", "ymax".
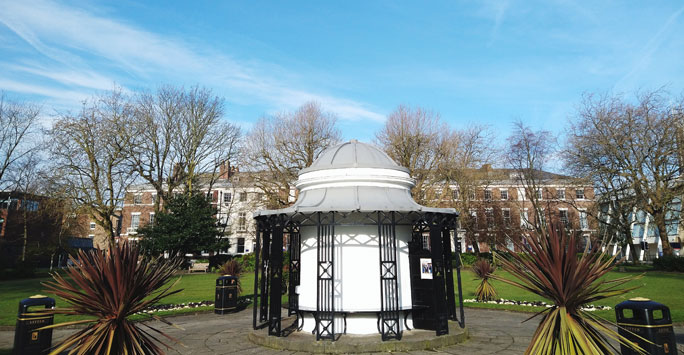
[
  {"xmin": 463, "ymin": 298, "xmax": 611, "ymax": 311},
  {"xmin": 137, "ymin": 301, "xmax": 214, "ymax": 314}
]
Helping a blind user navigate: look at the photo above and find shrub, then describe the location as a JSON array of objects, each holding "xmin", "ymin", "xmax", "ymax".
[
  {"xmin": 472, "ymin": 259, "xmax": 497, "ymax": 301},
  {"xmin": 455, "ymin": 252, "xmax": 477, "ymax": 266},
  {"xmin": 653, "ymin": 255, "xmax": 684, "ymax": 272},
  {"xmin": 240, "ymin": 253, "xmax": 256, "ymax": 272},
  {"xmin": 493, "ymin": 226, "xmax": 645, "ymax": 354},
  {"xmin": 39, "ymin": 242, "xmax": 183, "ymax": 354},
  {"xmin": 218, "ymin": 259, "xmax": 243, "ymax": 293}
]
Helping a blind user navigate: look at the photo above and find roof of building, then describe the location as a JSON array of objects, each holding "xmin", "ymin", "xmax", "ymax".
[
  {"xmin": 255, "ymin": 140, "xmax": 456, "ymax": 217},
  {"xmin": 300, "ymin": 139, "xmax": 409, "ymax": 174}
]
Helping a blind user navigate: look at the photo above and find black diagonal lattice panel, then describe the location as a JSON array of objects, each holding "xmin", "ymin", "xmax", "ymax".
[
  {"xmin": 288, "ymin": 223, "xmax": 301, "ymax": 316},
  {"xmin": 378, "ymin": 211, "xmax": 402, "ymax": 340},
  {"xmin": 316, "ymin": 212, "xmax": 335, "ymax": 340}
]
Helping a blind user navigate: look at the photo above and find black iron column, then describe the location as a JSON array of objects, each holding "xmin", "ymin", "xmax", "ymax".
[
  {"xmin": 288, "ymin": 223, "xmax": 301, "ymax": 316},
  {"xmin": 252, "ymin": 218, "xmax": 262, "ymax": 330},
  {"xmin": 442, "ymin": 224, "xmax": 457, "ymax": 321},
  {"xmin": 259, "ymin": 226, "xmax": 272, "ymax": 323},
  {"xmin": 378, "ymin": 211, "xmax": 402, "ymax": 340},
  {"xmin": 268, "ymin": 215, "xmax": 284, "ymax": 336},
  {"xmin": 428, "ymin": 214, "xmax": 449, "ymax": 336},
  {"xmin": 316, "ymin": 212, "xmax": 335, "ymax": 340}
]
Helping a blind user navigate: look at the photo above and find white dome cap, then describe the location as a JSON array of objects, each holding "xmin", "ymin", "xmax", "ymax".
[{"xmin": 300, "ymin": 139, "xmax": 409, "ymax": 174}]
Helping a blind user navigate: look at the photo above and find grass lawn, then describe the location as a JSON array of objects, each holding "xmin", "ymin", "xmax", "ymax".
[
  {"xmin": 457, "ymin": 267, "xmax": 684, "ymax": 323},
  {"xmin": 0, "ymin": 272, "xmax": 255, "ymax": 327},
  {"xmin": 1, "ymin": 267, "xmax": 683, "ymax": 328}
]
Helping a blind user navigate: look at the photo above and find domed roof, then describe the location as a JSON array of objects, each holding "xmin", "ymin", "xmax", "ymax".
[
  {"xmin": 253, "ymin": 139, "xmax": 457, "ymax": 217},
  {"xmin": 299, "ymin": 140, "xmax": 408, "ymax": 174}
]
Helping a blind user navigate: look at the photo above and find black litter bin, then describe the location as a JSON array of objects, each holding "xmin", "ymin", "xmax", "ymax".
[
  {"xmin": 215, "ymin": 275, "xmax": 238, "ymax": 314},
  {"xmin": 616, "ymin": 297, "xmax": 678, "ymax": 354},
  {"xmin": 13, "ymin": 295, "xmax": 56, "ymax": 355}
]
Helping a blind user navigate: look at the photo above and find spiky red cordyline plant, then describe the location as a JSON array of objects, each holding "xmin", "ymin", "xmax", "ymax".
[
  {"xmin": 472, "ymin": 258, "xmax": 497, "ymax": 301},
  {"xmin": 38, "ymin": 241, "xmax": 184, "ymax": 355},
  {"xmin": 218, "ymin": 259, "xmax": 243, "ymax": 293},
  {"xmin": 493, "ymin": 226, "xmax": 646, "ymax": 354}
]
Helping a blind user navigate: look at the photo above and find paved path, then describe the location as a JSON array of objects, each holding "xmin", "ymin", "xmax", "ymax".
[{"xmin": 2, "ymin": 308, "xmax": 683, "ymax": 354}]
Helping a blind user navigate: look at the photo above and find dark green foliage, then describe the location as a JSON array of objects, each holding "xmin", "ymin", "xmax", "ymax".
[
  {"xmin": 139, "ymin": 193, "xmax": 229, "ymax": 258},
  {"xmin": 653, "ymin": 255, "xmax": 684, "ymax": 272},
  {"xmin": 239, "ymin": 253, "xmax": 256, "ymax": 272},
  {"xmin": 457, "ymin": 253, "xmax": 477, "ymax": 266}
]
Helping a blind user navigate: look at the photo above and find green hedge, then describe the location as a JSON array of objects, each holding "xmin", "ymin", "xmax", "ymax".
[{"xmin": 653, "ymin": 256, "xmax": 684, "ymax": 272}]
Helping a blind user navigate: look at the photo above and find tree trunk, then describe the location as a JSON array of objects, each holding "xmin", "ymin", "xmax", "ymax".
[
  {"xmin": 653, "ymin": 214, "xmax": 673, "ymax": 256},
  {"xmin": 21, "ymin": 205, "xmax": 28, "ymax": 262}
]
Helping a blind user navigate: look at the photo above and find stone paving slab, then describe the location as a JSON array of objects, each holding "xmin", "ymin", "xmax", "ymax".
[{"xmin": 1, "ymin": 308, "xmax": 683, "ymax": 354}]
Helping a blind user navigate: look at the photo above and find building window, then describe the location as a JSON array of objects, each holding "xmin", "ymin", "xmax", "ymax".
[
  {"xmin": 452, "ymin": 189, "xmax": 459, "ymax": 200},
  {"xmin": 88, "ymin": 234, "xmax": 95, "ymax": 239},
  {"xmin": 500, "ymin": 189, "xmax": 508, "ymax": 200},
  {"xmin": 539, "ymin": 208, "xmax": 546, "ymax": 226},
  {"xmin": 576, "ymin": 189, "xmax": 585, "ymax": 199},
  {"xmin": 579, "ymin": 210, "xmax": 588, "ymax": 230},
  {"xmin": 502, "ymin": 208, "xmax": 511, "ymax": 227},
  {"xmin": 468, "ymin": 190, "xmax": 476, "ymax": 200},
  {"xmin": 149, "ymin": 213, "xmax": 155, "ymax": 224},
  {"xmin": 152, "ymin": 193, "xmax": 158, "ymax": 204},
  {"xmin": 521, "ymin": 209, "xmax": 530, "ymax": 229},
  {"xmin": 485, "ymin": 208, "xmax": 494, "ymax": 229},
  {"xmin": 557, "ymin": 189, "xmax": 565, "ymax": 200},
  {"xmin": 237, "ymin": 238, "xmax": 245, "ymax": 253},
  {"xmin": 133, "ymin": 194, "xmax": 142, "ymax": 204},
  {"xmin": 130, "ymin": 214, "xmax": 140, "ymax": 231},
  {"xmin": 256, "ymin": 193, "xmax": 264, "ymax": 201},
  {"xmin": 469, "ymin": 209, "xmax": 478, "ymax": 228},
  {"xmin": 535, "ymin": 188, "xmax": 542, "ymax": 200},
  {"xmin": 90, "ymin": 222, "xmax": 96, "ymax": 230},
  {"xmin": 239, "ymin": 192, "xmax": 247, "ymax": 202},
  {"xmin": 224, "ymin": 192, "xmax": 232, "ymax": 204},
  {"xmin": 484, "ymin": 189, "xmax": 492, "ymax": 201},
  {"xmin": 238, "ymin": 212, "xmax": 247, "ymax": 231},
  {"xmin": 559, "ymin": 209, "xmax": 569, "ymax": 228}
]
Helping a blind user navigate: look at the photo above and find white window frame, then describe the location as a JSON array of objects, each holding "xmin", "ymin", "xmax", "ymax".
[
  {"xmin": 90, "ymin": 222, "xmax": 96, "ymax": 230},
  {"xmin": 130, "ymin": 212, "xmax": 141, "ymax": 231},
  {"xmin": 149, "ymin": 212, "xmax": 155, "ymax": 224},
  {"xmin": 238, "ymin": 212, "xmax": 247, "ymax": 231},
  {"xmin": 499, "ymin": 189, "xmax": 508, "ymax": 201},
  {"xmin": 579, "ymin": 209, "xmax": 588, "ymax": 230},
  {"xmin": 502, "ymin": 208, "xmax": 511, "ymax": 227},
  {"xmin": 559, "ymin": 208, "xmax": 569, "ymax": 228},
  {"xmin": 576, "ymin": 189, "xmax": 585, "ymax": 200},
  {"xmin": 557, "ymin": 188, "xmax": 565, "ymax": 200}
]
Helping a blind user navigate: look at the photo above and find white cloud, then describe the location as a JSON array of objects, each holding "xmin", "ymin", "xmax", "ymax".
[{"xmin": 0, "ymin": 0, "xmax": 385, "ymax": 122}]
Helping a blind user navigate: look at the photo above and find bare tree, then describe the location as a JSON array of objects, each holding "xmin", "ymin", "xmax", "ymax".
[
  {"xmin": 566, "ymin": 91, "xmax": 683, "ymax": 256},
  {"xmin": 48, "ymin": 90, "xmax": 135, "ymax": 245},
  {"xmin": 375, "ymin": 104, "xmax": 448, "ymax": 204},
  {"xmin": 439, "ymin": 125, "xmax": 499, "ymax": 252},
  {"xmin": 126, "ymin": 86, "xmax": 240, "ymax": 210},
  {"xmin": 0, "ymin": 92, "xmax": 41, "ymax": 189},
  {"xmin": 506, "ymin": 120, "xmax": 559, "ymax": 237},
  {"xmin": 242, "ymin": 101, "xmax": 341, "ymax": 208}
]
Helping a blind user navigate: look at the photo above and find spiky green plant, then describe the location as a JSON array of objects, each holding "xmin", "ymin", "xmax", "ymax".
[
  {"xmin": 493, "ymin": 226, "xmax": 646, "ymax": 354},
  {"xmin": 472, "ymin": 258, "xmax": 497, "ymax": 301},
  {"xmin": 218, "ymin": 259, "xmax": 243, "ymax": 293},
  {"xmin": 38, "ymin": 242, "xmax": 184, "ymax": 355}
]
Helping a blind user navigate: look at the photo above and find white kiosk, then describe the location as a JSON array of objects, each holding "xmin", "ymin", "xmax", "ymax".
[{"xmin": 252, "ymin": 140, "xmax": 463, "ymax": 341}]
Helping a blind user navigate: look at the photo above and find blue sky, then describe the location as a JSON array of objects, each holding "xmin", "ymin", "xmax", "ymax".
[{"xmin": 1, "ymin": 0, "xmax": 683, "ymax": 142}]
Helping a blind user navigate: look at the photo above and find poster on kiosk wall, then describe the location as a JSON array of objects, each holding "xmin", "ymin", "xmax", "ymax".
[{"xmin": 420, "ymin": 258, "xmax": 433, "ymax": 279}]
